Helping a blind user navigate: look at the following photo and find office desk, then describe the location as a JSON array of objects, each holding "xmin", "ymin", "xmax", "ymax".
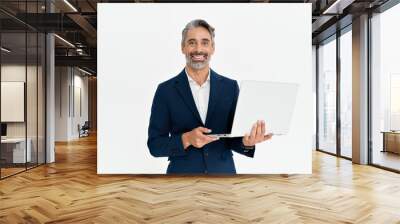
[
  {"xmin": 381, "ymin": 131, "xmax": 400, "ymax": 154},
  {"xmin": 1, "ymin": 138, "xmax": 32, "ymax": 164}
]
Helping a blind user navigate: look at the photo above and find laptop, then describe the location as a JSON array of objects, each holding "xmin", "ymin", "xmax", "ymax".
[{"xmin": 208, "ymin": 80, "xmax": 299, "ymax": 138}]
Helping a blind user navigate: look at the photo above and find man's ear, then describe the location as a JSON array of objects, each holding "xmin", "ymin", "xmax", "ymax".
[{"xmin": 181, "ymin": 43, "xmax": 185, "ymax": 54}]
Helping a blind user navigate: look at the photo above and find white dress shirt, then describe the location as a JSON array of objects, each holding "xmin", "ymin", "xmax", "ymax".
[{"xmin": 185, "ymin": 68, "xmax": 211, "ymax": 124}]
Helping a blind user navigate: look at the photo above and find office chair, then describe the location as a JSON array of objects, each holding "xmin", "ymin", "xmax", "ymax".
[{"xmin": 79, "ymin": 121, "xmax": 90, "ymax": 138}]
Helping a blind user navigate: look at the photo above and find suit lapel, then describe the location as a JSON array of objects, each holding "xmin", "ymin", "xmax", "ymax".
[
  {"xmin": 205, "ymin": 69, "xmax": 223, "ymax": 127},
  {"xmin": 174, "ymin": 69, "xmax": 203, "ymax": 125}
]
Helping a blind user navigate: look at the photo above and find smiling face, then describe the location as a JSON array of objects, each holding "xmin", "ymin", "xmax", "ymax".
[{"xmin": 181, "ymin": 26, "xmax": 215, "ymax": 70}]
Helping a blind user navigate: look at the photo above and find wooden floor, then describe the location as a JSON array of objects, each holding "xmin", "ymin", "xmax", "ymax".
[
  {"xmin": 1, "ymin": 163, "xmax": 45, "ymax": 178},
  {"xmin": 1, "ymin": 134, "xmax": 400, "ymax": 224},
  {"xmin": 0, "ymin": 167, "xmax": 26, "ymax": 178}
]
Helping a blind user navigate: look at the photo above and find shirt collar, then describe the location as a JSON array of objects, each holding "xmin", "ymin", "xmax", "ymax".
[{"xmin": 185, "ymin": 68, "xmax": 211, "ymax": 84}]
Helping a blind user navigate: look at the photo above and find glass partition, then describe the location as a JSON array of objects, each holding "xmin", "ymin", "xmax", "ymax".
[
  {"xmin": 339, "ymin": 29, "xmax": 352, "ymax": 158},
  {"xmin": 317, "ymin": 36, "xmax": 337, "ymax": 155},
  {"xmin": 1, "ymin": 31, "xmax": 28, "ymax": 177},
  {"xmin": 0, "ymin": 1, "xmax": 46, "ymax": 179},
  {"xmin": 371, "ymin": 3, "xmax": 400, "ymax": 171}
]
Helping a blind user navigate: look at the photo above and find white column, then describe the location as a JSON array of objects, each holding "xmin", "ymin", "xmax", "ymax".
[
  {"xmin": 45, "ymin": 1, "xmax": 56, "ymax": 163},
  {"xmin": 46, "ymin": 33, "xmax": 55, "ymax": 163},
  {"xmin": 352, "ymin": 14, "xmax": 369, "ymax": 164}
]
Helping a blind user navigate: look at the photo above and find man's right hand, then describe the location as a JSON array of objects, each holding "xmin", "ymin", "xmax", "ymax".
[{"xmin": 181, "ymin": 127, "xmax": 219, "ymax": 150}]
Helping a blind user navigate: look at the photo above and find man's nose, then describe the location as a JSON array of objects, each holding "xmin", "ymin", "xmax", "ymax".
[
  {"xmin": 194, "ymin": 44, "xmax": 201, "ymax": 52},
  {"xmin": 194, "ymin": 43, "xmax": 204, "ymax": 52}
]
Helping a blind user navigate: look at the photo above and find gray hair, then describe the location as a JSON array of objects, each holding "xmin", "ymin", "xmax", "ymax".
[{"xmin": 181, "ymin": 19, "xmax": 215, "ymax": 47}]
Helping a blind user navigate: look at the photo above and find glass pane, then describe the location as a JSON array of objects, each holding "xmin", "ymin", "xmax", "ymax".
[
  {"xmin": 38, "ymin": 32, "xmax": 45, "ymax": 165},
  {"xmin": 27, "ymin": 31, "xmax": 38, "ymax": 169},
  {"xmin": 312, "ymin": 46, "xmax": 317, "ymax": 150},
  {"xmin": 0, "ymin": 1, "xmax": 46, "ymax": 178},
  {"xmin": 371, "ymin": 4, "xmax": 400, "ymax": 171},
  {"xmin": 1, "ymin": 31, "xmax": 27, "ymax": 177},
  {"xmin": 318, "ymin": 37, "xmax": 337, "ymax": 154},
  {"xmin": 340, "ymin": 29, "xmax": 352, "ymax": 158}
]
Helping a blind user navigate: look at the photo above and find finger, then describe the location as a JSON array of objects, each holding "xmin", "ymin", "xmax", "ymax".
[
  {"xmin": 250, "ymin": 123, "xmax": 257, "ymax": 141},
  {"xmin": 198, "ymin": 127, "xmax": 212, "ymax": 134},
  {"xmin": 202, "ymin": 134, "xmax": 219, "ymax": 143},
  {"xmin": 243, "ymin": 133, "xmax": 250, "ymax": 144},
  {"xmin": 256, "ymin": 120, "xmax": 263, "ymax": 140},
  {"xmin": 208, "ymin": 136, "xmax": 219, "ymax": 142},
  {"xmin": 198, "ymin": 130, "xmax": 216, "ymax": 140},
  {"xmin": 264, "ymin": 133, "xmax": 273, "ymax": 141},
  {"xmin": 261, "ymin": 120, "xmax": 266, "ymax": 135}
]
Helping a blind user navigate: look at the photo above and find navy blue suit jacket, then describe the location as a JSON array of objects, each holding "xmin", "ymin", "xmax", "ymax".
[{"xmin": 147, "ymin": 68, "xmax": 255, "ymax": 174}]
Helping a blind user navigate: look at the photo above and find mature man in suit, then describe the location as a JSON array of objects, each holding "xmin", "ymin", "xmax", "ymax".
[{"xmin": 147, "ymin": 19, "xmax": 272, "ymax": 174}]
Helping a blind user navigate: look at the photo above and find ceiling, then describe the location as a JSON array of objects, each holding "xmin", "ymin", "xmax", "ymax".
[{"xmin": 0, "ymin": 0, "xmax": 394, "ymax": 75}]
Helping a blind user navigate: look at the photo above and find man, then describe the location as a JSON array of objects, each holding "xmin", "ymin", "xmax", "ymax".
[{"xmin": 147, "ymin": 19, "xmax": 272, "ymax": 174}]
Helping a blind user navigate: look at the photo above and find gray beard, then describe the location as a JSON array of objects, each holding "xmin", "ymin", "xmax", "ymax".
[{"xmin": 186, "ymin": 55, "xmax": 210, "ymax": 70}]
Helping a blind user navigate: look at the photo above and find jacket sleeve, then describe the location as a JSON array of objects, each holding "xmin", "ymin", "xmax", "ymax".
[
  {"xmin": 147, "ymin": 85, "xmax": 187, "ymax": 158},
  {"xmin": 225, "ymin": 81, "xmax": 256, "ymax": 158}
]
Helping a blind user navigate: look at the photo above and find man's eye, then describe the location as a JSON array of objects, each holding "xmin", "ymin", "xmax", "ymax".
[{"xmin": 202, "ymin": 41, "xmax": 210, "ymax": 46}]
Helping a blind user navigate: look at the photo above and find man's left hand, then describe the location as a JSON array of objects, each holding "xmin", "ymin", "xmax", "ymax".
[{"xmin": 242, "ymin": 120, "xmax": 273, "ymax": 147}]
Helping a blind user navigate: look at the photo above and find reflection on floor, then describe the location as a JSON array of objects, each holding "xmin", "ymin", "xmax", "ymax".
[
  {"xmin": 373, "ymin": 150, "xmax": 400, "ymax": 171},
  {"xmin": 0, "ymin": 167, "xmax": 25, "ymax": 178},
  {"xmin": 0, "ymin": 162, "xmax": 41, "ymax": 178}
]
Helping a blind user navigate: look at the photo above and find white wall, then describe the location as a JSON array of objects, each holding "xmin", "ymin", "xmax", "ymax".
[
  {"xmin": 55, "ymin": 66, "xmax": 69, "ymax": 141},
  {"xmin": 55, "ymin": 67, "xmax": 89, "ymax": 141},
  {"xmin": 72, "ymin": 72, "xmax": 89, "ymax": 138},
  {"xmin": 1, "ymin": 65, "xmax": 41, "ymax": 138},
  {"xmin": 98, "ymin": 3, "xmax": 313, "ymax": 174},
  {"xmin": 1, "ymin": 65, "xmax": 26, "ymax": 130}
]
